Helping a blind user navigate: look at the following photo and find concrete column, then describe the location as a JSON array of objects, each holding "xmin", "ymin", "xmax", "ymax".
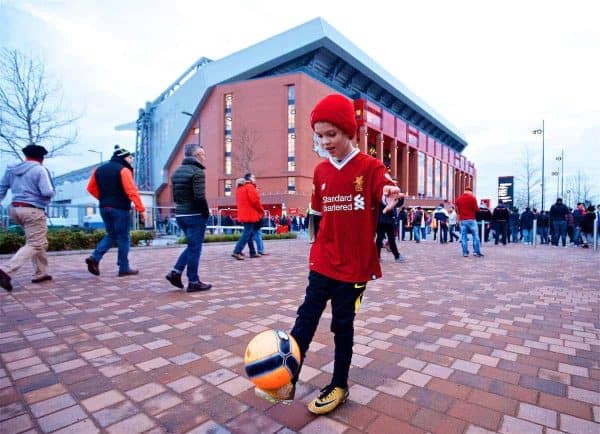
[
  {"xmin": 377, "ymin": 133, "xmax": 384, "ymax": 162},
  {"xmin": 391, "ymin": 141, "xmax": 398, "ymax": 179},
  {"xmin": 357, "ymin": 125, "xmax": 367, "ymax": 154}
]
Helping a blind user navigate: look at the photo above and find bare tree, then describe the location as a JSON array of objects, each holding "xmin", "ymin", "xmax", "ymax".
[
  {"xmin": 0, "ymin": 48, "xmax": 79, "ymax": 161},
  {"xmin": 232, "ymin": 126, "xmax": 262, "ymax": 176},
  {"xmin": 514, "ymin": 145, "xmax": 541, "ymax": 210},
  {"xmin": 566, "ymin": 169, "xmax": 597, "ymax": 207}
]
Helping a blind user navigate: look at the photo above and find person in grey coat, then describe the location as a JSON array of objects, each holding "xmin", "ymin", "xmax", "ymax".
[{"xmin": 0, "ymin": 145, "xmax": 55, "ymax": 291}]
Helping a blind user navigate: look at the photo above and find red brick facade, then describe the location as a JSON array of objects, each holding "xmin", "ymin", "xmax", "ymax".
[{"xmin": 157, "ymin": 73, "xmax": 475, "ymax": 215}]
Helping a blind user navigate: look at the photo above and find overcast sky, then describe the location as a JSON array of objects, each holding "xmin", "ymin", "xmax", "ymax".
[{"xmin": 2, "ymin": 0, "xmax": 599, "ymax": 206}]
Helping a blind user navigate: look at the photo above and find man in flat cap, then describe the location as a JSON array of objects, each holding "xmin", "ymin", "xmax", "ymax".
[
  {"xmin": 0, "ymin": 144, "xmax": 55, "ymax": 291},
  {"xmin": 85, "ymin": 145, "xmax": 145, "ymax": 276}
]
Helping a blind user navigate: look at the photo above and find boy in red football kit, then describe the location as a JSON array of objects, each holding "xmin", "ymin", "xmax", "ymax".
[{"xmin": 256, "ymin": 94, "xmax": 402, "ymax": 414}]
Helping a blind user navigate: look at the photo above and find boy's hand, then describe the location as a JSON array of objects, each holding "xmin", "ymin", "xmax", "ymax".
[
  {"xmin": 382, "ymin": 186, "xmax": 403, "ymax": 213},
  {"xmin": 383, "ymin": 185, "xmax": 402, "ymax": 199}
]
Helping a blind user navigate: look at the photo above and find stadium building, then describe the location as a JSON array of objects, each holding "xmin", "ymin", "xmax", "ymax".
[{"xmin": 120, "ymin": 17, "xmax": 475, "ymax": 217}]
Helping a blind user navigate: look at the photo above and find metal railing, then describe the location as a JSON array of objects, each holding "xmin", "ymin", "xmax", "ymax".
[{"xmin": 0, "ymin": 204, "xmax": 295, "ymax": 237}]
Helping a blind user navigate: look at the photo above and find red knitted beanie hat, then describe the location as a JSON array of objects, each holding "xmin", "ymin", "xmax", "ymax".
[{"xmin": 310, "ymin": 94, "xmax": 357, "ymax": 139}]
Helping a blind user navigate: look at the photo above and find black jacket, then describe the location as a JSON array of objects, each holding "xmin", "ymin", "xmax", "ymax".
[
  {"xmin": 549, "ymin": 202, "xmax": 569, "ymax": 221},
  {"xmin": 171, "ymin": 157, "xmax": 209, "ymax": 217},
  {"xmin": 509, "ymin": 211, "xmax": 520, "ymax": 228},
  {"xmin": 581, "ymin": 212, "xmax": 596, "ymax": 233},
  {"xmin": 475, "ymin": 208, "xmax": 492, "ymax": 222},
  {"xmin": 94, "ymin": 157, "xmax": 133, "ymax": 210},
  {"xmin": 520, "ymin": 210, "xmax": 534, "ymax": 230},
  {"xmin": 537, "ymin": 213, "xmax": 549, "ymax": 228},
  {"xmin": 492, "ymin": 205, "xmax": 510, "ymax": 222}
]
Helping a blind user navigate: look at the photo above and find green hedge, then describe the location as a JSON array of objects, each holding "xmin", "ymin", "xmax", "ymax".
[
  {"xmin": 0, "ymin": 228, "xmax": 156, "ymax": 254},
  {"xmin": 177, "ymin": 232, "xmax": 297, "ymax": 244}
]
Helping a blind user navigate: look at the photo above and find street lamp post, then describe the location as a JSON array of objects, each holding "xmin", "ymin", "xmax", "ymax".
[
  {"xmin": 551, "ymin": 168, "xmax": 560, "ymax": 200},
  {"xmin": 532, "ymin": 120, "xmax": 545, "ymax": 210},
  {"xmin": 88, "ymin": 149, "xmax": 103, "ymax": 164},
  {"xmin": 182, "ymin": 111, "xmax": 201, "ymax": 147},
  {"xmin": 555, "ymin": 149, "xmax": 564, "ymax": 198}
]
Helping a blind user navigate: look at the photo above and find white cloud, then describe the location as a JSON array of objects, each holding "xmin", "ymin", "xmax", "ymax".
[{"xmin": 2, "ymin": 0, "xmax": 599, "ymax": 205}]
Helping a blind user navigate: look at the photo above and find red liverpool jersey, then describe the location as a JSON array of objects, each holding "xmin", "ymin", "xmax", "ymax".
[{"xmin": 310, "ymin": 149, "xmax": 393, "ymax": 282}]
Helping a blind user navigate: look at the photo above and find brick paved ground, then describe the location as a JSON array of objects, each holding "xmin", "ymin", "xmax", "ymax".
[{"xmin": 1, "ymin": 238, "xmax": 598, "ymax": 434}]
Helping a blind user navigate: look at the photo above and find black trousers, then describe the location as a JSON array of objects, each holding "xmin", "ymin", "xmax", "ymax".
[
  {"xmin": 291, "ymin": 271, "xmax": 365, "ymax": 388},
  {"xmin": 494, "ymin": 221, "xmax": 507, "ymax": 244},
  {"xmin": 376, "ymin": 223, "xmax": 400, "ymax": 259}
]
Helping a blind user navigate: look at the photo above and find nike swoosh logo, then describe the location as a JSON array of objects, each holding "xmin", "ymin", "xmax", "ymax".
[
  {"xmin": 354, "ymin": 283, "xmax": 366, "ymax": 289},
  {"xmin": 314, "ymin": 398, "xmax": 336, "ymax": 408}
]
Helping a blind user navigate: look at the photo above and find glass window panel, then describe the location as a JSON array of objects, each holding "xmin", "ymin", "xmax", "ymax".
[
  {"xmin": 427, "ymin": 156, "xmax": 433, "ymax": 196},
  {"xmin": 418, "ymin": 152, "xmax": 425, "ymax": 195},
  {"xmin": 441, "ymin": 163, "xmax": 447, "ymax": 200},
  {"xmin": 288, "ymin": 104, "xmax": 295, "ymax": 129},
  {"xmin": 288, "ymin": 176, "xmax": 296, "ymax": 193},
  {"xmin": 448, "ymin": 167, "xmax": 454, "ymax": 201},
  {"xmin": 434, "ymin": 159, "xmax": 441, "ymax": 198}
]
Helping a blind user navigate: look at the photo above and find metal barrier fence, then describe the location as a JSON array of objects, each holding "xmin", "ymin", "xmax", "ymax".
[{"xmin": 0, "ymin": 204, "xmax": 283, "ymax": 237}]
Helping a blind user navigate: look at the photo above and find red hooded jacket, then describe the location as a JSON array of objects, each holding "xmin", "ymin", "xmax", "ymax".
[{"xmin": 235, "ymin": 182, "xmax": 264, "ymax": 223}]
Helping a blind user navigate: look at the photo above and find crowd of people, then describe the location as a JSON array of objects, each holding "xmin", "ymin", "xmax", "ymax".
[{"xmin": 379, "ymin": 198, "xmax": 598, "ymax": 250}]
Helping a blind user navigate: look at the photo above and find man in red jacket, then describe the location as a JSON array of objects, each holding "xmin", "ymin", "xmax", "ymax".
[
  {"xmin": 455, "ymin": 186, "xmax": 483, "ymax": 257},
  {"xmin": 231, "ymin": 173, "xmax": 264, "ymax": 260}
]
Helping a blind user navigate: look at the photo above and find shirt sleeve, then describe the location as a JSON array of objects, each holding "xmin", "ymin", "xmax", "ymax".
[
  {"xmin": 86, "ymin": 169, "xmax": 100, "ymax": 199},
  {"xmin": 120, "ymin": 168, "xmax": 145, "ymax": 212},
  {"xmin": 310, "ymin": 168, "xmax": 322, "ymax": 216},
  {"xmin": 38, "ymin": 167, "xmax": 55, "ymax": 199}
]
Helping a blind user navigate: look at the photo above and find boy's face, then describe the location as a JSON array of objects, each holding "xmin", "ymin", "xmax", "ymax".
[{"xmin": 313, "ymin": 122, "xmax": 353, "ymax": 160}]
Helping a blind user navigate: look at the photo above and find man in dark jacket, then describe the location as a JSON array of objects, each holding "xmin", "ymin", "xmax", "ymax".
[
  {"xmin": 376, "ymin": 196, "xmax": 405, "ymax": 262},
  {"xmin": 86, "ymin": 145, "xmax": 145, "ymax": 277},
  {"xmin": 572, "ymin": 203, "xmax": 585, "ymax": 246},
  {"xmin": 520, "ymin": 207, "xmax": 534, "ymax": 244},
  {"xmin": 537, "ymin": 211, "xmax": 550, "ymax": 244},
  {"xmin": 475, "ymin": 204, "xmax": 492, "ymax": 242},
  {"xmin": 549, "ymin": 198, "xmax": 569, "ymax": 246},
  {"xmin": 165, "ymin": 143, "xmax": 212, "ymax": 292},
  {"xmin": 491, "ymin": 201, "xmax": 510, "ymax": 245},
  {"xmin": 508, "ymin": 208, "xmax": 520, "ymax": 243},
  {"xmin": 433, "ymin": 204, "xmax": 449, "ymax": 243},
  {"xmin": 398, "ymin": 207, "xmax": 409, "ymax": 241},
  {"xmin": 0, "ymin": 144, "xmax": 55, "ymax": 291}
]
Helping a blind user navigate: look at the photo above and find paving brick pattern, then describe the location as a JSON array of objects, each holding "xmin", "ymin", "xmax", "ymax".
[{"xmin": 1, "ymin": 239, "xmax": 598, "ymax": 433}]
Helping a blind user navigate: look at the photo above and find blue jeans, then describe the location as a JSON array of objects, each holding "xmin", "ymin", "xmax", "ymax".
[
  {"xmin": 510, "ymin": 226, "xmax": 519, "ymax": 243},
  {"xmin": 412, "ymin": 226, "xmax": 421, "ymax": 242},
  {"xmin": 538, "ymin": 227, "xmax": 549, "ymax": 244},
  {"xmin": 522, "ymin": 229, "xmax": 532, "ymax": 243},
  {"xmin": 252, "ymin": 223, "xmax": 264, "ymax": 253},
  {"xmin": 552, "ymin": 220, "xmax": 567, "ymax": 246},
  {"xmin": 174, "ymin": 215, "xmax": 207, "ymax": 283},
  {"xmin": 573, "ymin": 227, "xmax": 582, "ymax": 246},
  {"xmin": 234, "ymin": 222, "xmax": 257, "ymax": 255},
  {"xmin": 460, "ymin": 220, "xmax": 481, "ymax": 255},
  {"xmin": 93, "ymin": 207, "xmax": 131, "ymax": 273}
]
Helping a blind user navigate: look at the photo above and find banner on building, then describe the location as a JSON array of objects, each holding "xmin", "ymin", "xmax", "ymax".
[{"xmin": 498, "ymin": 176, "xmax": 514, "ymax": 207}]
